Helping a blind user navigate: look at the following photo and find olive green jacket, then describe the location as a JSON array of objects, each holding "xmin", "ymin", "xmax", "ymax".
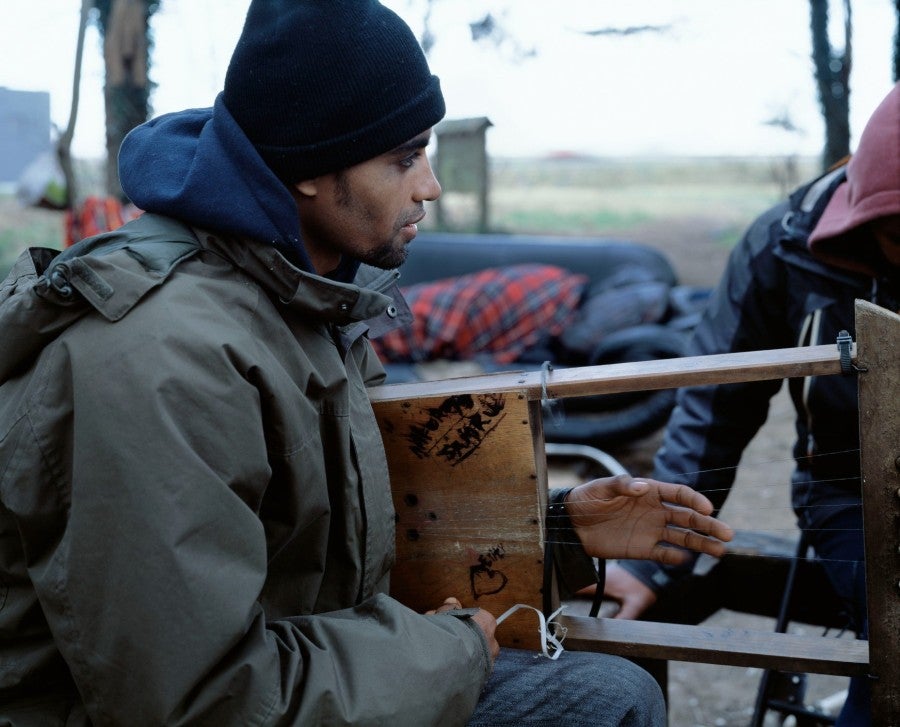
[{"xmin": 0, "ymin": 214, "xmax": 491, "ymax": 726}]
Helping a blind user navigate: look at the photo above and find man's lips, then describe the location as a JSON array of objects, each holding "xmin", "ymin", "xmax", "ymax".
[{"xmin": 401, "ymin": 213, "xmax": 426, "ymax": 234}]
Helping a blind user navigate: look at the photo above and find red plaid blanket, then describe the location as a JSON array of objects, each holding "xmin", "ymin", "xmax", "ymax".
[{"xmin": 371, "ymin": 264, "xmax": 587, "ymax": 364}]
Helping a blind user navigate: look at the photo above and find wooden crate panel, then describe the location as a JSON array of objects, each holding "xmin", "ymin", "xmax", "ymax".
[{"xmin": 373, "ymin": 390, "xmax": 547, "ymax": 649}]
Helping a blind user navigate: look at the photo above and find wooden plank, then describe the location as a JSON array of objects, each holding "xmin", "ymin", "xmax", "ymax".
[
  {"xmin": 369, "ymin": 344, "xmax": 849, "ymax": 403},
  {"xmin": 374, "ymin": 391, "xmax": 548, "ymax": 650},
  {"xmin": 556, "ymin": 615, "xmax": 870, "ymax": 677},
  {"xmin": 855, "ymin": 299, "xmax": 900, "ymax": 724}
]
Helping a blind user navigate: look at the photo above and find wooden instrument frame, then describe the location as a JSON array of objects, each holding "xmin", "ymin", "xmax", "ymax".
[{"xmin": 369, "ymin": 300, "xmax": 898, "ymax": 723}]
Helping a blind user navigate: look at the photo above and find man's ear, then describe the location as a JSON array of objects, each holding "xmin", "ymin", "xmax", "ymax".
[{"xmin": 294, "ymin": 179, "xmax": 318, "ymax": 197}]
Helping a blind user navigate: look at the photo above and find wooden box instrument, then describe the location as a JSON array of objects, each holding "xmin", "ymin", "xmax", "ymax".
[{"xmin": 370, "ymin": 300, "xmax": 898, "ymax": 723}]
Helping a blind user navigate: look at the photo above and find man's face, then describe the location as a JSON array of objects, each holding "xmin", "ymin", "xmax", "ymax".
[{"xmin": 295, "ymin": 130, "xmax": 441, "ymax": 273}]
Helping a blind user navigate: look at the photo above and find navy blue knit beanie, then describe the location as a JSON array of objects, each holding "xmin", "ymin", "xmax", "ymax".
[{"xmin": 223, "ymin": 0, "xmax": 445, "ymax": 182}]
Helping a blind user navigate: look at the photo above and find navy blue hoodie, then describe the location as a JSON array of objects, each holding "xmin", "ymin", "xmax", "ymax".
[{"xmin": 118, "ymin": 93, "xmax": 322, "ymax": 276}]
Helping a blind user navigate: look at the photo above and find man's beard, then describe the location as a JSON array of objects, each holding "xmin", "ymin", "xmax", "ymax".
[
  {"xmin": 334, "ymin": 171, "xmax": 410, "ymax": 270},
  {"xmin": 360, "ymin": 240, "xmax": 409, "ymax": 270}
]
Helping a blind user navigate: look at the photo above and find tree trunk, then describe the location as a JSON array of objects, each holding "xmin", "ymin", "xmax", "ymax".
[
  {"xmin": 809, "ymin": 0, "xmax": 852, "ymax": 169},
  {"xmin": 102, "ymin": 0, "xmax": 150, "ymax": 202},
  {"xmin": 894, "ymin": 0, "xmax": 900, "ymax": 81}
]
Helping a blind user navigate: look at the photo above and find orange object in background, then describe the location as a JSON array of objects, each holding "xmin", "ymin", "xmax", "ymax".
[{"xmin": 64, "ymin": 196, "xmax": 142, "ymax": 247}]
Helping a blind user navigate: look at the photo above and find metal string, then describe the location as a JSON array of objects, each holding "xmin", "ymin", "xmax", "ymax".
[{"xmin": 395, "ymin": 441, "xmax": 871, "ymax": 566}]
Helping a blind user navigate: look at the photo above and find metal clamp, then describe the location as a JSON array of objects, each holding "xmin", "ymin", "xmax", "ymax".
[{"xmin": 835, "ymin": 330, "xmax": 865, "ymax": 375}]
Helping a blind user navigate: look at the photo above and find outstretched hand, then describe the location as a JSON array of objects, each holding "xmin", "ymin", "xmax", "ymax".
[{"xmin": 564, "ymin": 475, "xmax": 733, "ymax": 565}]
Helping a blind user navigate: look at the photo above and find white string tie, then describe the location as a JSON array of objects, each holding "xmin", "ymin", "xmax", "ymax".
[{"xmin": 495, "ymin": 604, "xmax": 568, "ymax": 660}]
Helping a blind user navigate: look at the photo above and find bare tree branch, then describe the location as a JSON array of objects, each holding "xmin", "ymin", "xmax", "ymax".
[
  {"xmin": 469, "ymin": 14, "xmax": 536, "ymax": 61},
  {"xmin": 57, "ymin": 0, "xmax": 93, "ymax": 209},
  {"xmin": 578, "ymin": 24, "xmax": 673, "ymax": 37}
]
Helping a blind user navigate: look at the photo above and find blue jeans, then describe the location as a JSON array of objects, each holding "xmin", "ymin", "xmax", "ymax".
[
  {"xmin": 797, "ymin": 486, "xmax": 870, "ymax": 726},
  {"xmin": 467, "ymin": 647, "xmax": 666, "ymax": 726}
]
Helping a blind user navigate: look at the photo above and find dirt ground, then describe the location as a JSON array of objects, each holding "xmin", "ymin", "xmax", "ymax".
[{"xmin": 563, "ymin": 216, "xmax": 853, "ymax": 727}]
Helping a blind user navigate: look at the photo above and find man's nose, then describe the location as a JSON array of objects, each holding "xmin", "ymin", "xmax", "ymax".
[{"xmin": 416, "ymin": 157, "xmax": 442, "ymax": 202}]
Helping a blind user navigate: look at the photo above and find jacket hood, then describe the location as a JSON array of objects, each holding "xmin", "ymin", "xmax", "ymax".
[
  {"xmin": 0, "ymin": 217, "xmax": 201, "ymax": 385},
  {"xmin": 118, "ymin": 93, "xmax": 320, "ymax": 275},
  {"xmin": 808, "ymin": 82, "xmax": 900, "ymax": 277}
]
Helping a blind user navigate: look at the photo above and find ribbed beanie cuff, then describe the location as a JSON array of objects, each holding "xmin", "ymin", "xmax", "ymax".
[{"xmin": 223, "ymin": 0, "xmax": 446, "ymax": 182}]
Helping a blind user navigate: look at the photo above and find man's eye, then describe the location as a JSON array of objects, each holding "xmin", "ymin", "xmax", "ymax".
[{"xmin": 400, "ymin": 152, "xmax": 420, "ymax": 168}]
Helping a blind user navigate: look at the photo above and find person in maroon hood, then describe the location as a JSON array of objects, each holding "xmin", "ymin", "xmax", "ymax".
[
  {"xmin": 593, "ymin": 81, "xmax": 899, "ymax": 726},
  {"xmin": 807, "ymin": 86, "xmax": 900, "ymax": 277}
]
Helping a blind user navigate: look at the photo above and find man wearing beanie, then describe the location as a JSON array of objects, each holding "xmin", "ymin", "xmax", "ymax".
[
  {"xmin": 599, "ymin": 81, "xmax": 900, "ymax": 726},
  {"xmin": 0, "ymin": 2, "xmax": 734, "ymax": 724}
]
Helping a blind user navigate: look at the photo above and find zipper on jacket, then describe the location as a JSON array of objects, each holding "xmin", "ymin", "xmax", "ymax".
[{"xmin": 798, "ymin": 309, "xmax": 821, "ymax": 458}]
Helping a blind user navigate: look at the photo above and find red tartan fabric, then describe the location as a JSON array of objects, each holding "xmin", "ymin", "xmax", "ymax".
[{"xmin": 371, "ymin": 264, "xmax": 588, "ymax": 364}]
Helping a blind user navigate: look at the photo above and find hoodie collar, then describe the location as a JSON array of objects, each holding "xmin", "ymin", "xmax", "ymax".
[{"xmin": 118, "ymin": 93, "xmax": 358, "ymax": 285}]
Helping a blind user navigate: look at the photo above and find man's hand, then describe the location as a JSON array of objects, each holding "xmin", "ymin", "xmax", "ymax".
[
  {"xmin": 575, "ymin": 564, "xmax": 658, "ymax": 619},
  {"xmin": 603, "ymin": 563, "xmax": 658, "ymax": 619},
  {"xmin": 425, "ymin": 596, "xmax": 464, "ymax": 615},
  {"xmin": 426, "ymin": 597, "xmax": 500, "ymax": 664},
  {"xmin": 565, "ymin": 474, "xmax": 733, "ymax": 564}
]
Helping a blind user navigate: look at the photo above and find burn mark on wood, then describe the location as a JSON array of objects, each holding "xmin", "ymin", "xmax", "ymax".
[
  {"xmin": 405, "ymin": 393, "xmax": 506, "ymax": 464},
  {"xmin": 470, "ymin": 544, "xmax": 508, "ymax": 599}
]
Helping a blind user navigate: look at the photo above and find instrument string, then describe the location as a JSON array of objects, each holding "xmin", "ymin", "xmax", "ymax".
[
  {"xmin": 394, "ymin": 442, "xmax": 869, "ymax": 567},
  {"xmin": 402, "ymin": 495, "xmax": 861, "ymax": 516},
  {"xmin": 405, "ymin": 492, "xmax": 862, "ymax": 511},
  {"xmin": 638, "ymin": 446, "xmax": 861, "ymax": 482}
]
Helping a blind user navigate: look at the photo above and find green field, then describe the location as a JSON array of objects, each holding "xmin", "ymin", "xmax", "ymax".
[
  {"xmin": 430, "ymin": 154, "xmax": 819, "ymax": 237},
  {"xmin": 0, "ymin": 195, "xmax": 64, "ymax": 277}
]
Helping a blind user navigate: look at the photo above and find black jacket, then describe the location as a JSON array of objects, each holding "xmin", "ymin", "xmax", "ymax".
[{"xmin": 622, "ymin": 166, "xmax": 899, "ymax": 591}]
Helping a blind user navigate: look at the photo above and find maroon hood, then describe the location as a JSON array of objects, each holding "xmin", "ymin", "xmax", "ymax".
[{"xmin": 808, "ymin": 82, "xmax": 900, "ymax": 277}]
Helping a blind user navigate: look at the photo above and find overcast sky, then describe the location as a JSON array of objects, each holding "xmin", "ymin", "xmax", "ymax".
[{"xmin": 2, "ymin": 0, "xmax": 897, "ymax": 159}]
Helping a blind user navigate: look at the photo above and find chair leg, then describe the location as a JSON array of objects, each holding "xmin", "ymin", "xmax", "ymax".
[
  {"xmin": 750, "ymin": 532, "xmax": 810, "ymax": 727},
  {"xmin": 630, "ymin": 658, "xmax": 668, "ymax": 713}
]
